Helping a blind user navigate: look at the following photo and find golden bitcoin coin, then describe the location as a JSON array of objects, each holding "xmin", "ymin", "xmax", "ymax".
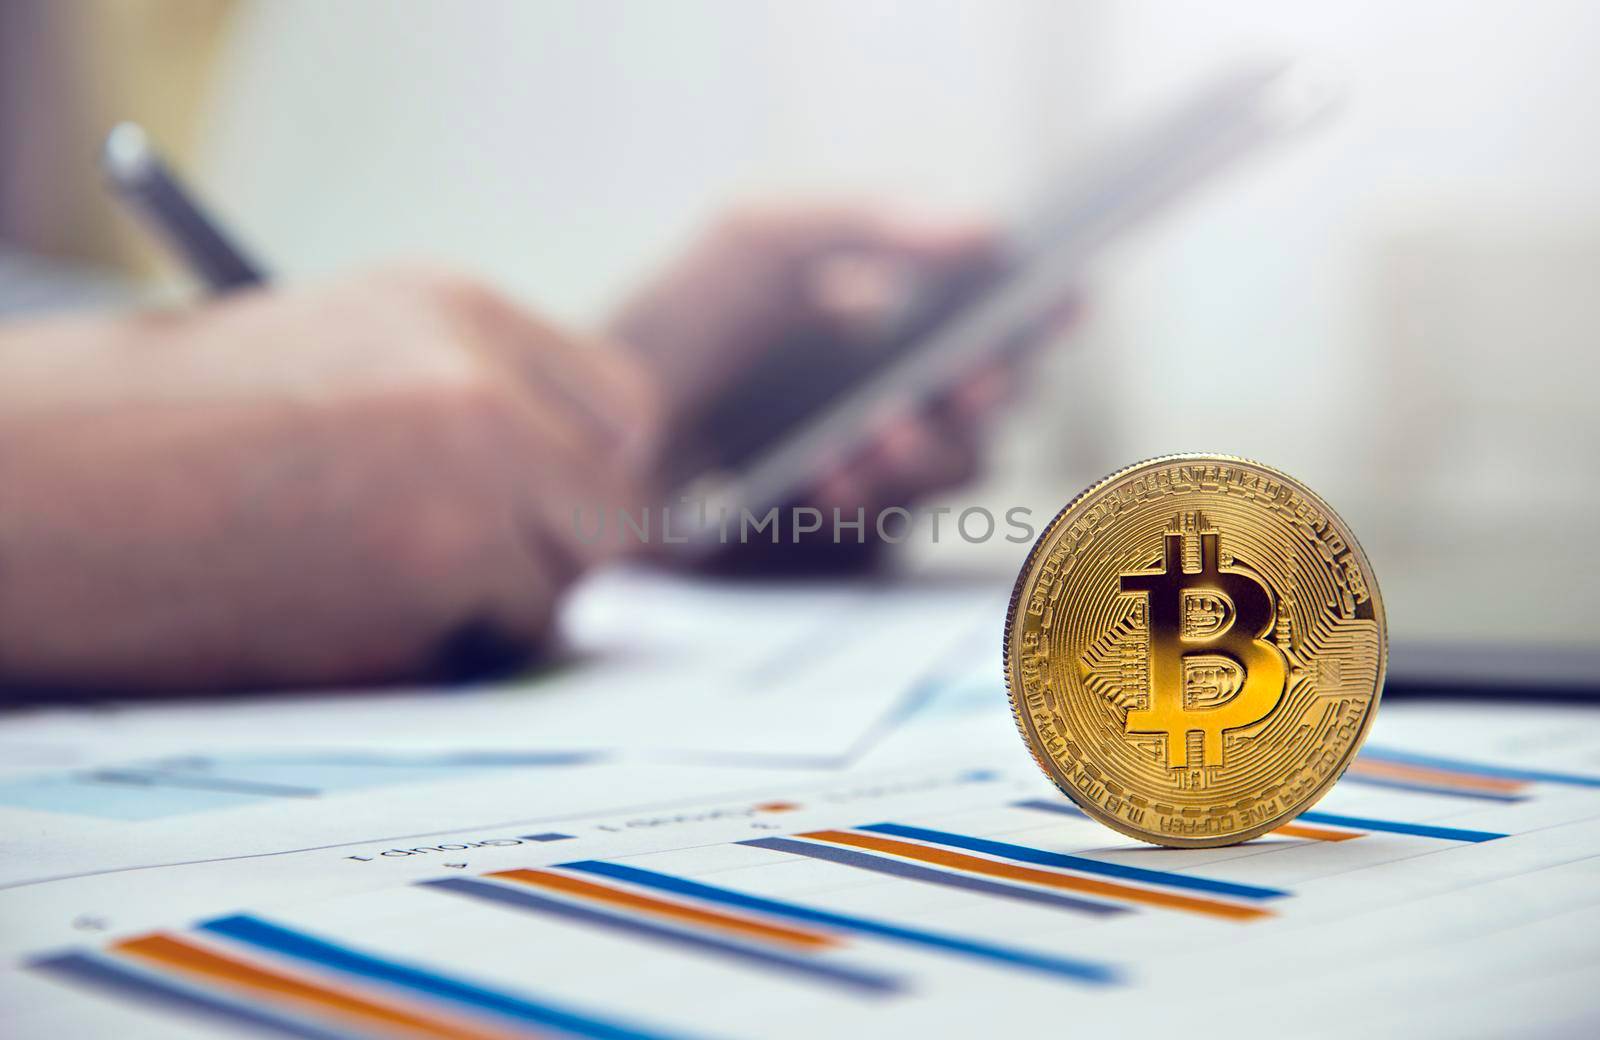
[{"xmin": 1004, "ymin": 454, "xmax": 1386, "ymax": 848}]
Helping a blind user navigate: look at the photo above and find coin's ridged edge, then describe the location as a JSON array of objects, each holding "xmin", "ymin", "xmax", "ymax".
[{"xmin": 1001, "ymin": 452, "xmax": 1387, "ymax": 848}]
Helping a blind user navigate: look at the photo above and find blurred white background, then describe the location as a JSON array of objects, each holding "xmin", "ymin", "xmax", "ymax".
[{"xmin": 194, "ymin": 0, "xmax": 1599, "ymax": 643}]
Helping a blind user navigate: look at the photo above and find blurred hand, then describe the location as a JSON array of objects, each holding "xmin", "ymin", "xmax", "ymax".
[
  {"xmin": 609, "ymin": 204, "xmax": 1061, "ymax": 556},
  {"xmin": 0, "ymin": 268, "xmax": 659, "ymax": 693}
]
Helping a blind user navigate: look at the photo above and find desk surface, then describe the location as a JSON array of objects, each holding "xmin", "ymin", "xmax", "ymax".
[{"xmin": 2, "ymin": 571, "xmax": 1597, "ymax": 1038}]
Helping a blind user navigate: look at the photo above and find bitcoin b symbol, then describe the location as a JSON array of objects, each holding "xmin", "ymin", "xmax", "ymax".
[{"xmin": 1119, "ymin": 527, "xmax": 1287, "ymax": 768}]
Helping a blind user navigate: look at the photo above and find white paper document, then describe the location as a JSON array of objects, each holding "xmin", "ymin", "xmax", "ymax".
[{"xmin": 1, "ymin": 572, "xmax": 1596, "ymax": 1038}]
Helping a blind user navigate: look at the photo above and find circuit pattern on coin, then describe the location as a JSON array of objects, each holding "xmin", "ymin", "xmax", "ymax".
[{"xmin": 1004, "ymin": 455, "xmax": 1386, "ymax": 847}]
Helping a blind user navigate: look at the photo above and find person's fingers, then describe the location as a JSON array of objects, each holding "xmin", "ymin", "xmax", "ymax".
[
  {"xmin": 607, "ymin": 203, "xmax": 1011, "ymax": 431},
  {"xmin": 370, "ymin": 271, "xmax": 659, "ymax": 570},
  {"xmin": 810, "ymin": 465, "xmax": 873, "ymax": 516},
  {"xmin": 516, "ymin": 329, "xmax": 664, "ymax": 475},
  {"xmin": 808, "ymin": 252, "xmax": 918, "ymax": 332},
  {"xmin": 833, "ymin": 412, "xmax": 982, "ymax": 510},
  {"xmin": 394, "ymin": 267, "xmax": 662, "ymax": 467},
  {"xmin": 890, "ymin": 414, "xmax": 982, "ymax": 493},
  {"xmin": 997, "ymin": 291, "xmax": 1086, "ymax": 357},
  {"xmin": 716, "ymin": 203, "xmax": 996, "ymax": 304},
  {"xmin": 796, "ymin": 210, "xmax": 1001, "ymax": 339},
  {"xmin": 721, "ymin": 202, "xmax": 994, "ymax": 265},
  {"xmin": 861, "ymin": 210, "xmax": 997, "ymax": 268},
  {"xmin": 944, "ymin": 361, "xmax": 1018, "ymax": 423}
]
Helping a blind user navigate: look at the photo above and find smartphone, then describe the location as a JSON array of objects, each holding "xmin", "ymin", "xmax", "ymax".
[{"xmin": 668, "ymin": 60, "xmax": 1336, "ymax": 550}]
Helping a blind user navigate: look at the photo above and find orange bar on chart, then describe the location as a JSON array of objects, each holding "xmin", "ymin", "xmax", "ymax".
[
  {"xmin": 799, "ymin": 830, "xmax": 1271, "ymax": 921},
  {"xmin": 114, "ymin": 933, "xmax": 521, "ymax": 1040},
  {"xmin": 1274, "ymin": 822, "xmax": 1362, "ymax": 841},
  {"xmin": 1348, "ymin": 758, "xmax": 1527, "ymax": 795},
  {"xmin": 491, "ymin": 868, "xmax": 840, "ymax": 949}
]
